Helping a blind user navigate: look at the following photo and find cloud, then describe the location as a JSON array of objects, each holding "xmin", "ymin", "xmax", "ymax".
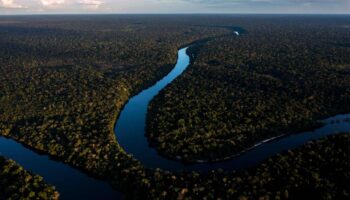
[
  {"xmin": 39, "ymin": 0, "xmax": 65, "ymax": 7},
  {"xmin": 37, "ymin": 0, "xmax": 104, "ymax": 9},
  {"xmin": 0, "ymin": 0, "xmax": 24, "ymax": 8},
  {"xmin": 78, "ymin": 0, "xmax": 103, "ymax": 9},
  {"xmin": 36, "ymin": 0, "xmax": 103, "ymax": 9}
]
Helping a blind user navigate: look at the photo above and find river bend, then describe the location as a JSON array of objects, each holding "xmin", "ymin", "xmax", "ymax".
[
  {"xmin": 1, "ymin": 43, "xmax": 350, "ymax": 199},
  {"xmin": 115, "ymin": 47, "xmax": 350, "ymax": 172}
]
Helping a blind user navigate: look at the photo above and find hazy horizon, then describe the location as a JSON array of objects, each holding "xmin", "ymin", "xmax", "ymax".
[
  {"xmin": 0, "ymin": 0, "xmax": 349, "ymax": 15},
  {"xmin": 1, "ymin": 13, "xmax": 350, "ymax": 16}
]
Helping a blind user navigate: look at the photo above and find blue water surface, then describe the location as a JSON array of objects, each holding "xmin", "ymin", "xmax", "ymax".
[
  {"xmin": 0, "ymin": 137, "xmax": 122, "ymax": 200},
  {"xmin": 1, "ymin": 45, "xmax": 350, "ymax": 200},
  {"xmin": 115, "ymin": 47, "xmax": 350, "ymax": 172}
]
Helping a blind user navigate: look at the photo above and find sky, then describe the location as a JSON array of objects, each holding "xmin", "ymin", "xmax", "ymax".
[{"xmin": 0, "ymin": 0, "xmax": 349, "ymax": 14}]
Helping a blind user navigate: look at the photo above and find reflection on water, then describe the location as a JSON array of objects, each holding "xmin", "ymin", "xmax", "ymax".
[
  {"xmin": 115, "ymin": 46, "xmax": 350, "ymax": 172},
  {"xmin": 0, "ymin": 137, "xmax": 122, "ymax": 199}
]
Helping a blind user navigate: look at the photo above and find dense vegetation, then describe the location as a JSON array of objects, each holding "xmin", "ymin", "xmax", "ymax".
[
  {"xmin": 148, "ymin": 15, "xmax": 350, "ymax": 162},
  {"xmin": 0, "ymin": 15, "xmax": 229, "ymax": 198},
  {"xmin": 0, "ymin": 156, "xmax": 58, "ymax": 200},
  {"xmin": 178, "ymin": 133, "xmax": 350, "ymax": 199},
  {"xmin": 0, "ymin": 15, "xmax": 349, "ymax": 199}
]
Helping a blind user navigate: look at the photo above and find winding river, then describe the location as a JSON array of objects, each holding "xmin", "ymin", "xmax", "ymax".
[
  {"xmin": 115, "ymin": 46, "xmax": 350, "ymax": 172},
  {"xmin": 1, "ymin": 39, "xmax": 350, "ymax": 199}
]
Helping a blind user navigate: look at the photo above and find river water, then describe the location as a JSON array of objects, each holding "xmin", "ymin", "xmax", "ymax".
[
  {"xmin": 1, "ymin": 43, "xmax": 349, "ymax": 199},
  {"xmin": 0, "ymin": 137, "xmax": 122, "ymax": 199},
  {"xmin": 115, "ymin": 46, "xmax": 350, "ymax": 172}
]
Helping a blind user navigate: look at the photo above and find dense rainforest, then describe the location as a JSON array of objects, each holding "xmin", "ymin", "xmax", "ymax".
[
  {"xmin": 0, "ymin": 15, "xmax": 349, "ymax": 199},
  {"xmin": 187, "ymin": 132, "xmax": 350, "ymax": 199},
  {"xmin": 148, "ymin": 15, "xmax": 350, "ymax": 162},
  {"xmin": 0, "ymin": 156, "xmax": 58, "ymax": 200}
]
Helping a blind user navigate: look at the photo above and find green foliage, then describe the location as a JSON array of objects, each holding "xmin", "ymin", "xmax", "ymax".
[
  {"xmin": 0, "ymin": 156, "xmax": 58, "ymax": 200},
  {"xmin": 0, "ymin": 15, "xmax": 349, "ymax": 200},
  {"xmin": 0, "ymin": 15, "xmax": 226, "ymax": 199},
  {"xmin": 198, "ymin": 133, "xmax": 350, "ymax": 200},
  {"xmin": 148, "ymin": 16, "xmax": 350, "ymax": 162}
]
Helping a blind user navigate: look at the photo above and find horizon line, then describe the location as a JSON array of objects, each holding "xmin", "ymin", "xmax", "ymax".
[{"xmin": 1, "ymin": 13, "xmax": 350, "ymax": 16}]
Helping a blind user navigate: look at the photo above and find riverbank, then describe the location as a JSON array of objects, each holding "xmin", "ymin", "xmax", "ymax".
[
  {"xmin": 0, "ymin": 156, "xmax": 59, "ymax": 200},
  {"xmin": 145, "ymin": 19, "xmax": 350, "ymax": 163},
  {"xmin": 114, "ymin": 40, "xmax": 350, "ymax": 172},
  {"xmin": 1, "ymin": 16, "xmax": 350, "ymax": 199}
]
